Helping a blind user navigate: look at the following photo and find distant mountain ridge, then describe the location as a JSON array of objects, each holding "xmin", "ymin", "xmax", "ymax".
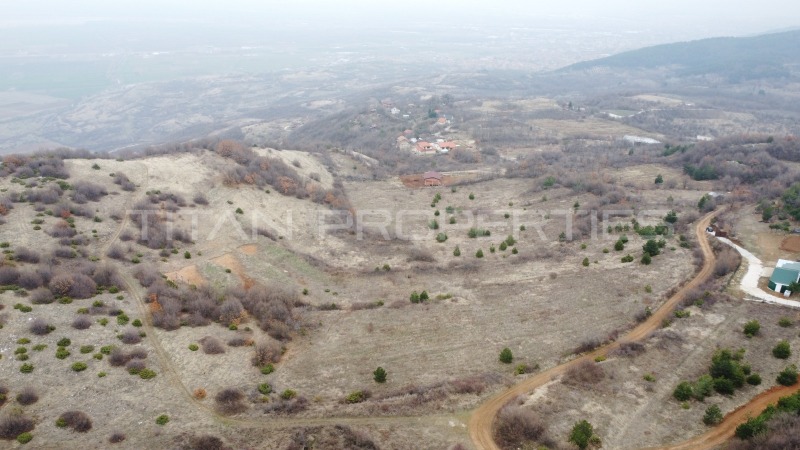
[{"xmin": 561, "ymin": 30, "xmax": 800, "ymax": 80}]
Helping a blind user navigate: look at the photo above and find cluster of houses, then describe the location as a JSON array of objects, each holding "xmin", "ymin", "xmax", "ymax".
[
  {"xmin": 396, "ymin": 131, "xmax": 459, "ymax": 156},
  {"xmin": 769, "ymin": 259, "xmax": 800, "ymax": 296}
]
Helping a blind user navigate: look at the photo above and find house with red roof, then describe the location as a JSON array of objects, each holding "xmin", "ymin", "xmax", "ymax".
[{"xmin": 423, "ymin": 171, "xmax": 443, "ymax": 186}]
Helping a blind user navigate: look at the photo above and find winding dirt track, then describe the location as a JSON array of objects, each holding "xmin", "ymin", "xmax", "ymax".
[
  {"xmin": 649, "ymin": 384, "xmax": 800, "ymax": 450},
  {"xmin": 100, "ymin": 191, "xmax": 794, "ymax": 448},
  {"xmin": 468, "ymin": 209, "xmax": 722, "ymax": 450}
]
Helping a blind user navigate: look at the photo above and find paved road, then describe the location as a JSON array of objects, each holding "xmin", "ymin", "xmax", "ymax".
[{"xmin": 717, "ymin": 236, "xmax": 800, "ymax": 309}]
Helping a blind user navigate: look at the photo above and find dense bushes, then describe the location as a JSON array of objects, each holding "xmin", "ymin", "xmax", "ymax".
[
  {"xmin": 777, "ymin": 365, "xmax": 798, "ymax": 386},
  {"xmin": 14, "ymin": 248, "xmax": 40, "ymax": 264},
  {"xmin": 773, "ymin": 341, "xmax": 791, "ymax": 359},
  {"xmin": 215, "ymin": 388, "xmax": 247, "ymax": 415},
  {"xmin": 49, "ymin": 273, "xmax": 97, "ymax": 299},
  {"xmin": 714, "ymin": 247, "xmax": 741, "ymax": 277},
  {"xmin": 743, "ymin": 320, "xmax": 761, "ymax": 338},
  {"xmin": 56, "ymin": 411, "xmax": 92, "ymax": 432},
  {"xmin": 200, "ymin": 336, "xmax": 225, "ymax": 355},
  {"xmin": 71, "ymin": 181, "xmax": 107, "ymax": 203},
  {"xmin": 493, "ymin": 405, "xmax": 550, "ymax": 450},
  {"xmin": 214, "ymin": 140, "xmax": 350, "ymax": 208},
  {"xmin": 120, "ymin": 329, "xmax": 142, "ymax": 345},
  {"xmin": 15, "ymin": 388, "xmax": 38, "ymax": 406},
  {"xmin": 563, "ymin": 361, "xmax": 605, "ymax": 387},
  {"xmin": 29, "ymin": 318, "xmax": 53, "ymax": 336},
  {"xmin": 675, "ymin": 349, "xmax": 752, "ymax": 401},
  {"xmin": 112, "ymin": 172, "xmax": 136, "ymax": 191},
  {"xmin": 0, "ymin": 415, "xmax": 35, "ymax": 440},
  {"xmin": 252, "ymin": 340, "xmax": 282, "ymax": 367}
]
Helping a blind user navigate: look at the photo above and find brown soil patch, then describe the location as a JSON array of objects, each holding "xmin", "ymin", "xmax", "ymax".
[
  {"xmin": 212, "ymin": 253, "xmax": 255, "ymax": 289},
  {"xmin": 239, "ymin": 244, "xmax": 258, "ymax": 255},
  {"xmin": 400, "ymin": 174, "xmax": 455, "ymax": 188},
  {"xmin": 165, "ymin": 265, "xmax": 207, "ymax": 287},
  {"xmin": 781, "ymin": 235, "xmax": 800, "ymax": 252}
]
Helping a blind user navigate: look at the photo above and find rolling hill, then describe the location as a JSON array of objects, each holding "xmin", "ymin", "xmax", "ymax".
[{"xmin": 561, "ymin": 29, "xmax": 800, "ymax": 81}]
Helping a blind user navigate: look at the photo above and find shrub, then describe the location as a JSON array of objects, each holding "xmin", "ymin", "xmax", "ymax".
[
  {"xmin": 713, "ymin": 377, "xmax": 735, "ymax": 395},
  {"xmin": 773, "ymin": 340, "xmax": 791, "ymax": 359},
  {"xmin": 743, "ymin": 320, "xmax": 760, "ymax": 338},
  {"xmin": 57, "ymin": 337, "xmax": 71, "ymax": 347},
  {"xmin": 475, "ymin": 249, "xmax": 484, "ymax": 258},
  {"xmin": 499, "ymin": 348, "xmax": 513, "ymax": 364},
  {"xmin": 569, "ymin": 420, "xmax": 596, "ymax": 450},
  {"xmin": 258, "ymin": 383, "xmax": 273, "ymax": 396},
  {"xmin": 280, "ymin": 389, "xmax": 297, "ymax": 400},
  {"xmin": 612, "ymin": 341, "xmax": 645, "ymax": 358},
  {"xmin": 493, "ymin": 406, "xmax": 547, "ymax": 449},
  {"xmin": 72, "ymin": 315, "xmax": 92, "ymax": 330},
  {"xmin": 621, "ymin": 254, "xmax": 634, "ymax": 263},
  {"xmin": 188, "ymin": 344, "xmax": 199, "ymax": 351},
  {"xmin": 746, "ymin": 374, "xmax": 762, "ymax": 385},
  {"xmin": 109, "ymin": 432, "xmax": 126, "ymax": 444},
  {"xmin": 777, "ymin": 365, "xmax": 799, "ymax": 386},
  {"xmin": 55, "ymin": 347, "xmax": 70, "ymax": 359},
  {"xmin": 29, "ymin": 318, "xmax": 53, "ymax": 335},
  {"xmin": 79, "ymin": 345, "xmax": 94, "ymax": 354},
  {"xmin": 108, "ymin": 348, "xmax": 131, "ymax": 367},
  {"xmin": 14, "ymin": 248, "xmax": 40, "ymax": 264},
  {"xmin": 29, "ymin": 288, "xmax": 54, "ymax": 305},
  {"xmin": 16, "ymin": 432, "xmax": 32, "ymax": 444},
  {"xmin": 564, "ymin": 361, "xmax": 605, "ymax": 386},
  {"xmin": 129, "ymin": 348, "xmax": 147, "ymax": 360},
  {"xmin": 193, "ymin": 193, "xmax": 209, "ymax": 205},
  {"xmin": 120, "ymin": 329, "xmax": 142, "ymax": 345},
  {"xmin": 703, "ymin": 405, "xmax": 723, "ymax": 426},
  {"xmin": 116, "ymin": 313, "xmax": 129, "ymax": 326},
  {"xmin": 582, "ymin": 257, "xmax": 589, "ymax": 267},
  {"xmin": 674, "ymin": 382, "xmax": 694, "ymax": 401},
  {"xmin": 17, "ymin": 271, "xmax": 43, "ymax": 290},
  {"xmin": 106, "ymin": 245, "xmax": 126, "ymax": 260},
  {"xmin": 126, "ymin": 360, "xmax": 146, "ymax": 375},
  {"xmin": 200, "ymin": 336, "xmax": 225, "ymax": 355},
  {"xmin": 0, "ymin": 415, "xmax": 34, "ymax": 439},
  {"xmin": 139, "ymin": 369, "xmax": 156, "ymax": 379},
  {"xmin": 71, "ymin": 362, "xmax": 88, "ymax": 372},
  {"xmin": 252, "ymin": 341, "xmax": 281, "ymax": 366},
  {"xmin": 155, "ymin": 415, "xmax": 169, "ymax": 426},
  {"xmin": 16, "ymin": 388, "xmax": 38, "ymax": 406},
  {"xmin": 373, "ymin": 367, "xmax": 387, "ymax": 383},
  {"xmin": 49, "ymin": 273, "xmax": 97, "ymax": 299},
  {"xmin": 215, "ymin": 388, "xmax": 247, "ymax": 415},
  {"xmin": 56, "ymin": 411, "xmax": 92, "ymax": 432},
  {"xmin": 641, "ymin": 253, "xmax": 652, "ymax": 265}
]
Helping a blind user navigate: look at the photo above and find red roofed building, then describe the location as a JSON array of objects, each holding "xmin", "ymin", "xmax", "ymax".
[
  {"xmin": 416, "ymin": 141, "xmax": 435, "ymax": 154},
  {"xmin": 423, "ymin": 171, "xmax": 443, "ymax": 186}
]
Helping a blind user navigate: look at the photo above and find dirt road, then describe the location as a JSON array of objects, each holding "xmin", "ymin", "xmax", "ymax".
[
  {"xmin": 468, "ymin": 209, "xmax": 721, "ymax": 450},
  {"xmin": 650, "ymin": 384, "xmax": 800, "ymax": 449}
]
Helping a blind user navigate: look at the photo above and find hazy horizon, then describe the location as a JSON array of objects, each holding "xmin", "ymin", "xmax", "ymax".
[{"xmin": 3, "ymin": 1, "xmax": 799, "ymax": 36}]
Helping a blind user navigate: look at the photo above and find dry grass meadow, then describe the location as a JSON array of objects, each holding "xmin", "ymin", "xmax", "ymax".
[{"xmin": 0, "ymin": 136, "xmax": 795, "ymax": 450}]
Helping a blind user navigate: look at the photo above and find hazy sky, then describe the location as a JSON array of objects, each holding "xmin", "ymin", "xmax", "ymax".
[{"xmin": 3, "ymin": 0, "xmax": 799, "ymax": 36}]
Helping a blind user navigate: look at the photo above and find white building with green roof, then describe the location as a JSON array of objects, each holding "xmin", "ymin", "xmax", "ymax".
[{"xmin": 768, "ymin": 259, "xmax": 800, "ymax": 295}]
